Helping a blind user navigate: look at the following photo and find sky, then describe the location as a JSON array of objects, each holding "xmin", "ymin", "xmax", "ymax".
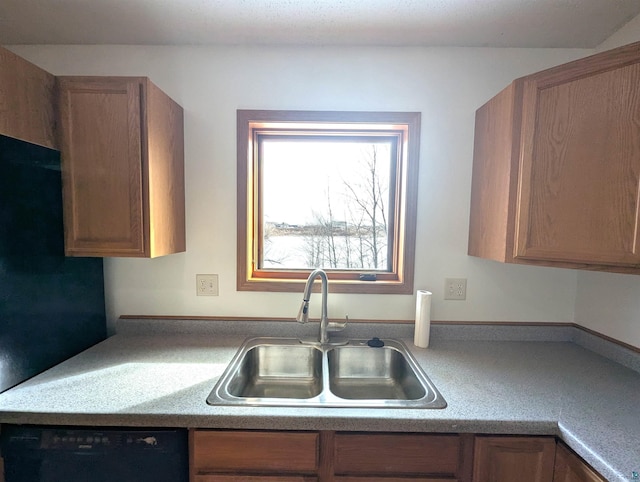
[{"xmin": 262, "ymin": 139, "xmax": 391, "ymax": 225}]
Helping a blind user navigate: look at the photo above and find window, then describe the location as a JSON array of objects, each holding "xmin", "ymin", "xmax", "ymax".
[{"xmin": 237, "ymin": 110, "xmax": 421, "ymax": 294}]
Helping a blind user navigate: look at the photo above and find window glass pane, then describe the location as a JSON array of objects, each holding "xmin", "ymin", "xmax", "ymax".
[{"xmin": 260, "ymin": 138, "xmax": 393, "ymax": 271}]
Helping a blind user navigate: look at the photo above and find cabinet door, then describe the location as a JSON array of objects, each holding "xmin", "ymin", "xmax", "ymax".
[
  {"xmin": 0, "ymin": 46, "xmax": 56, "ymax": 149},
  {"xmin": 516, "ymin": 42, "xmax": 640, "ymax": 266},
  {"xmin": 58, "ymin": 77, "xmax": 147, "ymax": 256},
  {"xmin": 473, "ymin": 436, "xmax": 555, "ymax": 482},
  {"xmin": 553, "ymin": 443, "xmax": 605, "ymax": 482}
]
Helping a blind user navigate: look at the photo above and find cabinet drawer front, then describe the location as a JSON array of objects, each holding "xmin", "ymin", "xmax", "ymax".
[
  {"xmin": 334, "ymin": 433, "xmax": 460, "ymax": 476},
  {"xmin": 192, "ymin": 431, "xmax": 319, "ymax": 473},
  {"xmin": 336, "ymin": 478, "xmax": 458, "ymax": 482},
  {"xmin": 195, "ymin": 476, "xmax": 317, "ymax": 482}
]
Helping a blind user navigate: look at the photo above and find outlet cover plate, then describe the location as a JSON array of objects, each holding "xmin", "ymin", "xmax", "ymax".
[
  {"xmin": 445, "ymin": 278, "xmax": 467, "ymax": 300},
  {"xmin": 196, "ymin": 274, "xmax": 219, "ymax": 296}
]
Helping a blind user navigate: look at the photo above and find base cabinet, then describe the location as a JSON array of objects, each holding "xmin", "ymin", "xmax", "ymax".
[
  {"xmin": 553, "ymin": 442, "xmax": 606, "ymax": 482},
  {"xmin": 472, "ymin": 436, "xmax": 608, "ymax": 482},
  {"xmin": 334, "ymin": 432, "xmax": 472, "ymax": 481},
  {"xmin": 473, "ymin": 436, "xmax": 556, "ymax": 482},
  {"xmin": 194, "ymin": 476, "xmax": 316, "ymax": 481},
  {"xmin": 190, "ymin": 430, "xmax": 608, "ymax": 482},
  {"xmin": 191, "ymin": 430, "xmax": 320, "ymax": 481},
  {"xmin": 190, "ymin": 430, "xmax": 472, "ymax": 482}
]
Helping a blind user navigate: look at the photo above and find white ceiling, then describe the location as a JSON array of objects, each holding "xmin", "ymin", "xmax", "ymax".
[{"xmin": 1, "ymin": 0, "xmax": 639, "ymax": 48}]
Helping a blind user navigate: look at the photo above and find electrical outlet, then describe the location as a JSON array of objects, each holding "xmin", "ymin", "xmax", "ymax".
[
  {"xmin": 444, "ymin": 278, "xmax": 467, "ymax": 300},
  {"xmin": 196, "ymin": 274, "xmax": 219, "ymax": 296}
]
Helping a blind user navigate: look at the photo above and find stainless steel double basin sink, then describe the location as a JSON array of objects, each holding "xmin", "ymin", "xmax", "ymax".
[{"xmin": 207, "ymin": 337, "xmax": 447, "ymax": 408}]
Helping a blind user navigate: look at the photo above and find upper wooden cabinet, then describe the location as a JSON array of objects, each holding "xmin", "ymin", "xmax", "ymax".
[
  {"xmin": 469, "ymin": 41, "xmax": 640, "ymax": 273},
  {"xmin": 57, "ymin": 76, "xmax": 185, "ymax": 257},
  {"xmin": 0, "ymin": 46, "xmax": 56, "ymax": 149}
]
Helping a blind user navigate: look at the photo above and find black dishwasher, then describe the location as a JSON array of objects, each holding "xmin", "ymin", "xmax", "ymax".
[{"xmin": 1, "ymin": 425, "xmax": 188, "ymax": 482}]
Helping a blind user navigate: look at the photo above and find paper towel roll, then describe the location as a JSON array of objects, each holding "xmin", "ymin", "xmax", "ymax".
[{"xmin": 414, "ymin": 290, "xmax": 432, "ymax": 348}]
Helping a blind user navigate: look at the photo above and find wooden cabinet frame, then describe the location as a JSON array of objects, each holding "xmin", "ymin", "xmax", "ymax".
[{"xmin": 469, "ymin": 41, "xmax": 640, "ymax": 273}]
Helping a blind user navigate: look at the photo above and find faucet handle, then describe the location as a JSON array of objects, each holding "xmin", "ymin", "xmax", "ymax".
[{"xmin": 327, "ymin": 314, "xmax": 348, "ymax": 332}]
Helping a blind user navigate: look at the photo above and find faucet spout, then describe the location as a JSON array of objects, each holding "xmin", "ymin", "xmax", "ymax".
[
  {"xmin": 296, "ymin": 299, "xmax": 310, "ymax": 323},
  {"xmin": 296, "ymin": 269, "xmax": 330, "ymax": 344}
]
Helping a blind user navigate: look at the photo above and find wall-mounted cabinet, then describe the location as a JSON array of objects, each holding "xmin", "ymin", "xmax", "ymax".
[
  {"xmin": 0, "ymin": 46, "xmax": 57, "ymax": 149},
  {"xmin": 468, "ymin": 41, "xmax": 640, "ymax": 273},
  {"xmin": 57, "ymin": 76, "xmax": 185, "ymax": 257}
]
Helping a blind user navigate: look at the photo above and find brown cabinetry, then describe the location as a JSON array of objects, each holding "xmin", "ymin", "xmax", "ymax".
[
  {"xmin": 57, "ymin": 76, "xmax": 185, "ymax": 257},
  {"xmin": 472, "ymin": 436, "xmax": 556, "ymax": 482},
  {"xmin": 194, "ymin": 477, "xmax": 315, "ymax": 481},
  {"xmin": 191, "ymin": 430, "xmax": 608, "ymax": 482},
  {"xmin": 191, "ymin": 430, "xmax": 472, "ymax": 482},
  {"xmin": 469, "ymin": 41, "xmax": 640, "ymax": 273},
  {"xmin": 334, "ymin": 432, "xmax": 471, "ymax": 481},
  {"xmin": 0, "ymin": 46, "xmax": 57, "ymax": 149},
  {"xmin": 191, "ymin": 430, "xmax": 319, "ymax": 481},
  {"xmin": 553, "ymin": 442, "xmax": 606, "ymax": 482}
]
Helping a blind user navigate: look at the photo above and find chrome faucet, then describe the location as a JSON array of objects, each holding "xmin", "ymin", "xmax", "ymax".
[{"xmin": 296, "ymin": 269, "xmax": 346, "ymax": 345}]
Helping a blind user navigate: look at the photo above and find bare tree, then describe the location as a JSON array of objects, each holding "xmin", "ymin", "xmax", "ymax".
[
  {"xmin": 342, "ymin": 145, "xmax": 389, "ymax": 269},
  {"xmin": 263, "ymin": 222, "xmax": 288, "ymax": 266},
  {"xmin": 324, "ymin": 187, "xmax": 339, "ymax": 268},
  {"xmin": 288, "ymin": 143, "xmax": 390, "ymax": 270},
  {"xmin": 302, "ymin": 223, "xmax": 326, "ymax": 267}
]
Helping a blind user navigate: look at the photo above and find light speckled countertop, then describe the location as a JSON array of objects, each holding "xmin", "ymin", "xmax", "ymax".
[{"xmin": 0, "ymin": 319, "xmax": 638, "ymax": 482}]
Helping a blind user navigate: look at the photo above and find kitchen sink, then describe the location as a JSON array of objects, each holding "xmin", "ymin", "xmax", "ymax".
[
  {"xmin": 327, "ymin": 344, "xmax": 427, "ymax": 400},
  {"xmin": 226, "ymin": 343, "xmax": 323, "ymax": 399},
  {"xmin": 207, "ymin": 337, "xmax": 447, "ymax": 408}
]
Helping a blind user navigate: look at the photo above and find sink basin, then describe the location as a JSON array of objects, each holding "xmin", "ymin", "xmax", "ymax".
[
  {"xmin": 327, "ymin": 344, "xmax": 426, "ymax": 400},
  {"xmin": 207, "ymin": 337, "xmax": 447, "ymax": 408},
  {"xmin": 227, "ymin": 343, "xmax": 323, "ymax": 399}
]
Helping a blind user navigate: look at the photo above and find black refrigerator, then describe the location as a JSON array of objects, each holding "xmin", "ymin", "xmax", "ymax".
[{"xmin": 0, "ymin": 135, "xmax": 106, "ymax": 394}]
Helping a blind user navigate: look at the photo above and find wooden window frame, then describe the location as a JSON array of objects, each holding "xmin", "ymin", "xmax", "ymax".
[{"xmin": 237, "ymin": 110, "xmax": 421, "ymax": 294}]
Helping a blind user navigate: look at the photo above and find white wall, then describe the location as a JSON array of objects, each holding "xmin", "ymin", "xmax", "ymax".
[
  {"xmin": 597, "ymin": 12, "xmax": 640, "ymax": 50},
  {"xmin": 572, "ymin": 15, "xmax": 640, "ymax": 349},
  {"xmin": 10, "ymin": 45, "xmax": 591, "ymax": 333}
]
